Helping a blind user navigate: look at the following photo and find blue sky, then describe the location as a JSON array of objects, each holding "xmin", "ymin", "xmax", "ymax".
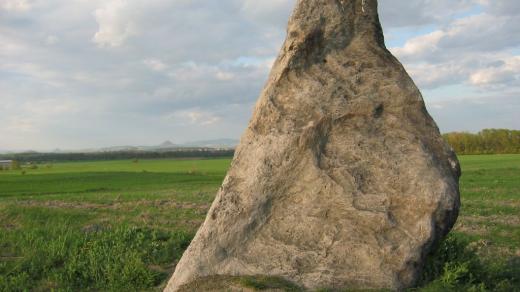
[{"xmin": 1, "ymin": 0, "xmax": 519, "ymax": 151}]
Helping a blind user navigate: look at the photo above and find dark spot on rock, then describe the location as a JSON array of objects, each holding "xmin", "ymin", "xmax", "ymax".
[
  {"xmin": 301, "ymin": 28, "xmax": 325, "ymax": 61},
  {"xmin": 374, "ymin": 104, "xmax": 384, "ymax": 118},
  {"xmin": 289, "ymin": 28, "xmax": 327, "ymax": 69}
]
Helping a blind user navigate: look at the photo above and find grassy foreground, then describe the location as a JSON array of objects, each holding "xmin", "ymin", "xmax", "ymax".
[{"xmin": 0, "ymin": 156, "xmax": 519, "ymax": 291}]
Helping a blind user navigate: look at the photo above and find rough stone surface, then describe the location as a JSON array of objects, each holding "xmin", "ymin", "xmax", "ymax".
[{"xmin": 165, "ymin": 0, "xmax": 461, "ymax": 290}]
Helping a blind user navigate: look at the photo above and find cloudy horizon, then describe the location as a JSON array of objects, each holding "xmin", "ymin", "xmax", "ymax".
[{"xmin": 1, "ymin": 0, "xmax": 519, "ymax": 151}]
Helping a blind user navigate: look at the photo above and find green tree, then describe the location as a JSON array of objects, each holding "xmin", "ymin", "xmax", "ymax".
[{"xmin": 443, "ymin": 129, "xmax": 520, "ymax": 155}]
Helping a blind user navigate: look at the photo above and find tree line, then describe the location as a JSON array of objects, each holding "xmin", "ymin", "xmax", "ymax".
[
  {"xmin": 0, "ymin": 149, "xmax": 235, "ymax": 163},
  {"xmin": 443, "ymin": 129, "xmax": 520, "ymax": 155}
]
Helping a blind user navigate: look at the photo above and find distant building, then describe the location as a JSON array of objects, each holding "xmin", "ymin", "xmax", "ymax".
[{"xmin": 0, "ymin": 160, "xmax": 13, "ymax": 170}]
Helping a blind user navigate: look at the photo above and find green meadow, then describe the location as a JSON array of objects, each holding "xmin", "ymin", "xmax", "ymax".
[{"xmin": 0, "ymin": 156, "xmax": 519, "ymax": 291}]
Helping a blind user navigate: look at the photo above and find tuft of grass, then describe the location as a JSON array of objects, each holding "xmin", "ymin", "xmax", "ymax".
[
  {"xmin": 177, "ymin": 275, "xmax": 303, "ymax": 292},
  {"xmin": 239, "ymin": 275, "xmax": 303, "ymax": 291},
  {"xmin": 416, "ymin": 233, "xmax": 520, "ymax": 292},
  {"xmin": 0, "ymin": 225, "xmax": 192, "ymax": 291},
  {"xmin": 315, "ymin": 289, "xmax": 391, "ymax": 292}
]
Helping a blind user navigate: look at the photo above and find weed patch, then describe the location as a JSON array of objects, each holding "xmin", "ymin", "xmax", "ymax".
[
  {"xmin": 417, "ymin": 234, "xmax": 520, "ymax": 291},
  {"xmin": 0, "ymin": 226, "xmax": 192, "ymax": 291}
]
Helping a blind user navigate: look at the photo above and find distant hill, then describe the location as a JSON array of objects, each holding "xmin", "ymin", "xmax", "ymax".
[
  {"xmin": 94, "ymin": 139, "xmax": 238, "ymax": 153},
  {"xmin": 99, "ymin": 146, "xmax": 141, "ymax": 152},
  {"xmin": 181, "ymin": 139, "xmax": 239, "ymax": 148},
  {"xmin": 159, "ymin": 140, "xmax": 176, "ymax": 148},
  {"xmin": 0, "ymin": 138, "xmax": 239, "ymax": 155}
]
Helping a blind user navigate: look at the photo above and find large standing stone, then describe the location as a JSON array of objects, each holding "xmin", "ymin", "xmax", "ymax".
[{"xmin": 165, "ymin": 0, "xmax": 460, "ymax": 290}]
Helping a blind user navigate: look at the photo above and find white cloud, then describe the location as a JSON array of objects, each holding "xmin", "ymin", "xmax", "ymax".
[
  {"xmin": 143, "ymin": 58, "xmax": 168, "ymax": 71},
  {"xmin": 390, "ymin": 1, "xmax": 520, "ymax": 98},
  {"xmin": 379, "ymin": 0, "xmax": 480, "ymax": 28},
  {"xmin": 3, "ymin": 98, "xmax": 78, "ymax": 136},
  {"xmin": 165, "ymin": 60, "xmax": 265, "ymax": 83},
  {"xmin": 470, "ymin": 56, "xmax": 520, "ymax": 88},
  {"xmin": 0, "ymin": 33, "xmax": 26, "ymax": 57},
  {"xmin": 481, "ymin": 0, "xmax": 520, "ymax": 16},
  {"xmin": 241, "ymin": 0, "xmax": 295, "ymax": 26},
  {"xmin": 392, "ymin": 13, "xmax": 520, "ymax": 62},
  {"xmin": 1, "ymin": 0, "xmax": 32, "ymax": 12},
  {"xmin": 45, "ymin": 35, "xmax": 59, "ymax": 45},
  {"xmin": 166, "ymin": 109, "xmax": 222, "ymax": 126},
  {"xmin": 93, "ymin": 0, "xmax": 138, "ymax": 47},
  {"xmin": 1, "ymin": 62, "xmax": 63, "ymax": 87},
  {"xmin": 215, "ymin": 71, "xmax": 235, "ymax": 81},
  {"xmin": 402, "ymin": 61, "xmax": 467, "ymax": 89},
  {"xmin": 5, "ymin": 116, "xmax": 38, "ymax": 133},
  {"xmin": 392, "ymin": 31, "xmax": 444, "ymax": 59}
]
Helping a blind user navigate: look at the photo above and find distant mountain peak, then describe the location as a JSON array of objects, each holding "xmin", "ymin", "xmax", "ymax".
[{"xmin": 159, "ymin": 140, "xmax": 175, "ymax": 147}]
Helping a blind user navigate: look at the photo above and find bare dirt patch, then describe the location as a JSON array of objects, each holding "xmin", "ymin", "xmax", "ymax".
[
  {"xmin": 459, "ymin": 215, "xmax": 520, "ymax": 227},
  {"xmin": 455, "ymin": 221, "xmax": 490, "ymax": 236}
]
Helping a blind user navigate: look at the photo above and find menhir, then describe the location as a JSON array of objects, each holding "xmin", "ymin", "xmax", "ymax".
[{"xmin": 166, "ymin": 0, "xmax": 461, "ymax": 290}]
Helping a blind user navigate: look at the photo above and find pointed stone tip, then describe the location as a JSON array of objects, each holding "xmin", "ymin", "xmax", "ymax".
[
  {"xmin": 287, "ymin": 0, "xmax": 385, "ymax": 48},
  {"xmin": 277, "ymin": 0, "xmax": 385, "ymax": 71}
]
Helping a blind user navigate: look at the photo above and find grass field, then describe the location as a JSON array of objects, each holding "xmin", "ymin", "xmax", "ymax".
[{"xmin": 0, "ymin": 155, "xmax": 519, "ymax": 291}]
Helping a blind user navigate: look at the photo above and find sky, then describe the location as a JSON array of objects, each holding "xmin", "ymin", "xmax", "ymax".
[{"xmin": 1, "ymin": 0, "xmax": 519, "ymax": 151}]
